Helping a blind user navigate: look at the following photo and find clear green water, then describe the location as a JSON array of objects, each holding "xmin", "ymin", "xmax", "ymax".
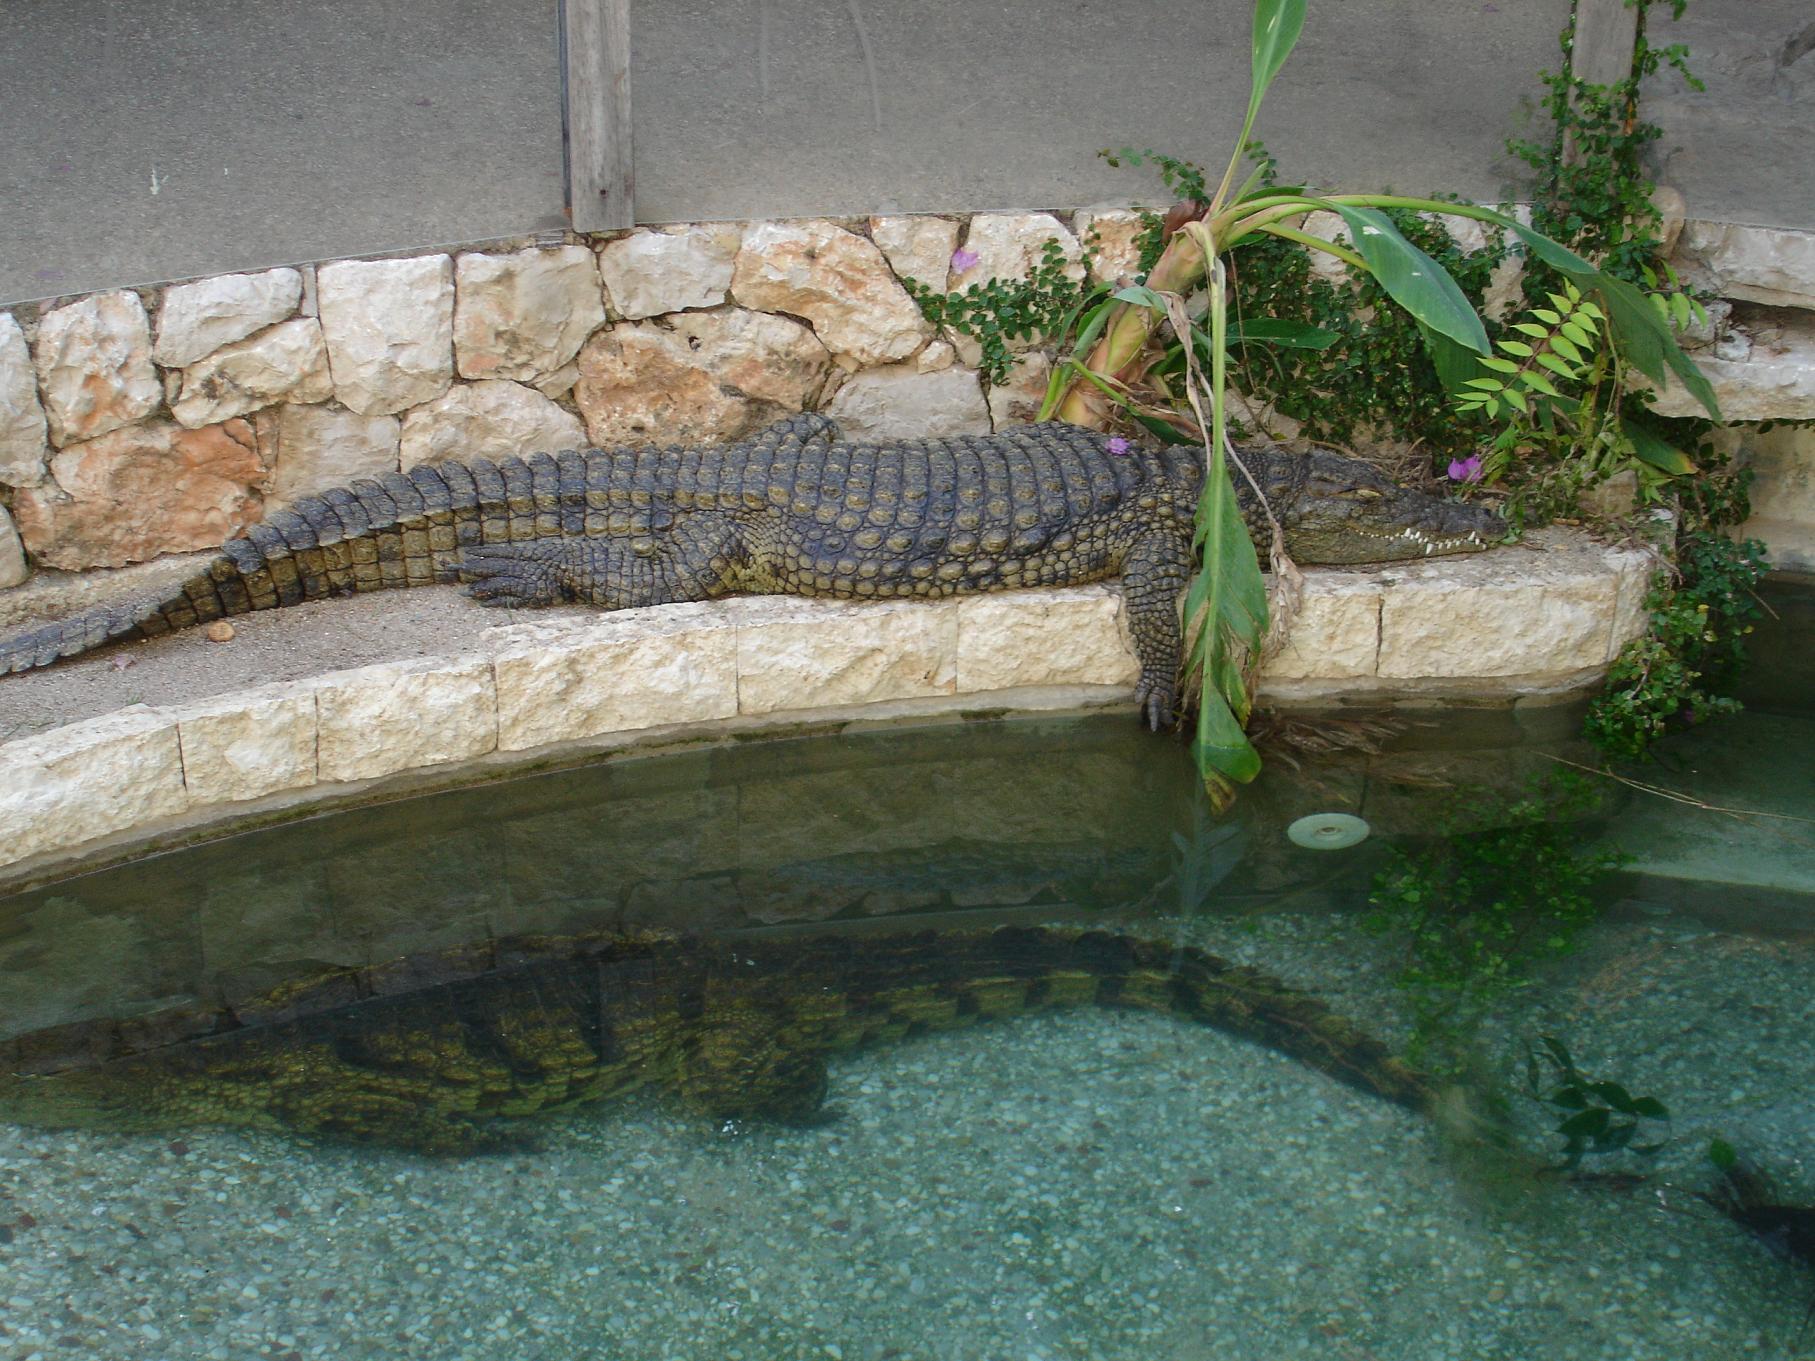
[{"xmin": 0, "ymin": 601, "xmax": 1812, "ymax": 1359}]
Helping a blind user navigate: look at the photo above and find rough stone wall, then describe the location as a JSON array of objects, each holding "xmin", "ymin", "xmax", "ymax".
[{"xmin": 2, "ymin": 208, "xmax": 1812, "ymax": 590}]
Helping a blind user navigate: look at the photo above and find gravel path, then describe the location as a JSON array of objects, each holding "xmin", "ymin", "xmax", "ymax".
[{"xmin": 2, "ymin": 911, "xmax": 1810, "ymax": 1361}]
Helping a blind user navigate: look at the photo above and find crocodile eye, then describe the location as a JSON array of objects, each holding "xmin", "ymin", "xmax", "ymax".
[{"xmin": 1352, "ymin": 487, "xmax": 1384, "ymax": 500}]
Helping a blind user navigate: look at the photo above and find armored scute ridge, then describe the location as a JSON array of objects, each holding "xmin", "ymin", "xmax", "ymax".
[
  {"xmin": 0, "ymin": 416, "xmax": 1505, "ymax": 726},
  {"xmin": 0, "ymin": 925, "xmax": 1437, "ymax": 1154}
]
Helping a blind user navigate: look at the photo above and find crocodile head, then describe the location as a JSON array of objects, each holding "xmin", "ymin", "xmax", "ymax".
[{"xmin": 1279, "ymin": 450, "xmax": 1506, "ymax": 564}]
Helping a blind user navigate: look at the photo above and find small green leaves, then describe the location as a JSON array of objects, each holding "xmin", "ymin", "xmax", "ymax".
[{"xmin": 1527, "ymin": 1035, "xmax": 1673, "ymax": 1170}]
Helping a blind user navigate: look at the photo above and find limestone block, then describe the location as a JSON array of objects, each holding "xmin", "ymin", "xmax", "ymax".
[
  {"xmin": 1260, "ymin": 575, "xmax": 1385, "ymax": 681},
  {"xmin": 454, "ymin": 246, "xmax": 606, "ymax": 381},
  {"xmin": 169, "ymin": 318, "xmax": 333, "ymax": 427},
  {"xmin": 0, "ymin": 313, "xmax": 49, "ymax": 486},
  {"xmin": 153, "ymin": 268, "xmax": 303, "ymax": 367},
  {"xmin": 1647, "ymin": 310, "xmax": 1815, "ymax": 420},
  {"xmin": 916, "ymin": 341, "xmax": 956, "ymax": 373},
  {"xmin": 172, "ymin": 683, "xmax": 318, "ymax": 805},
  {"xmin": 534, "ymin": 362, "xmax": 580, "ymax": 400},
  {"xmin": 0, "ymin": 504, "xmax": 26, "ymax": 588},
  {"xmin": 1606, "ymin": 544, "xmax": 1660, "ymax": 660},
  {"xmin": 731, "ymin": 220, "xmax": 930, "ymax": 366},
  {"xmin": 399, "ymin": 380, "xmax": 586, "ymax": 470},
  {"xmin": 316, "ymin": 255, "xmax": 455, "ymax": 415},
  {"xmin": 574, "ymin": 309, "xmax": 833, "ymax": 447},
  {"xmin": 312, "ymin": 655, "xmax": 497, "ymax": 783},
  {"xmin": 31, "ymin": 291, "xmax": 162, "ymax": 446},
  {"xmin": 258, "ymin": 404, "xmax": 401, "ymax": 505},
  {"xmin": 1376, "ymin": 537, "xmax": 1622, "ymax": 679},
  {"xmin": 494, "ymin": 605, "xmax": 740, "ymax": 750},
  {"xmin": 955, "ymin": 587, "xmax": 1137, "ymax": 692},
  {"xmin": 735, "ymin": 597, "xmax": 959, "ymax": 714},
  {"xmin": 1075, "ymin": 209, "xmax": 1148, "ymax": 285},
  {"xmin": 825, "ymin": 364, "xmax": 990, "ymax": 440},
  {"xmin": 13, "ymin": 418, "xmax": 265, "ymax": 569},
  {"xmin": 986, "ymin": 352, "xmax": 1053, "ymax": 429},
  {"xmin": 869, "ymin": 215, "xmax": 961, "ymax": 290},
  {"xmin": 596, "ymin": 225, "xmax": 740, "ymax": 320},
  {"xmin": 1674, "ymin": 221, "xmax": 1815, "ymax": 311},
  {"xmin": 950, "ymin": 214, "xmax": 1086, "ymax": 291},
  {"xmin": 0, "ymin": 707, "xmax": 189, "ymax": 868}
]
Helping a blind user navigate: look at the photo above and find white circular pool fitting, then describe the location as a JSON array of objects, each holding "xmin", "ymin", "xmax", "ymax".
[{"xmin": 1286, "ymin": 812, "xmax": 1371, "ymax": 850}]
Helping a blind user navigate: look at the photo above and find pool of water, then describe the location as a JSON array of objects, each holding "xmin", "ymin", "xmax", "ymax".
[{"xmin": 1, "ymin": 629, "xmax": 1812, "ymax": 1359}]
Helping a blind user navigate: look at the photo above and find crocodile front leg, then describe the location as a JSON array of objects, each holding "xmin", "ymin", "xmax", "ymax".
[
  {"xmin": 1121, "ymin": 529, "xmax": 1193, "ymax": 731},
  {"xmin": 459, "ymin": 514, "xmax": 746, "ymax": 609}
]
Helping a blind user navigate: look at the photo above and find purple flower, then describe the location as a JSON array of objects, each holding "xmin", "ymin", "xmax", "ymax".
[
  {"xmin": 1107, "ymin": 437, "xmax": 1130, "ymax": 455},
  {"xmin": 1447, "ymin": 454, "xmax": 1484, "ymax": 483},
  {"xmin": 950, "ymin": 247, "xmax": 980, "ymax": 273}
]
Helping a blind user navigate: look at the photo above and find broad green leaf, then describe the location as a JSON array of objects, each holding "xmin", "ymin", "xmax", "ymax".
[
  {"xmin": 1112, "ymin": 285, "xmax": 1170, "ymax": 311},
  {"xmin": 1537, "ymin": 352, "xmax": 1577, "ymax": 380},
  {"xmin": 1463, "ymin": 377, "xmax": 1506, "ymax": 392},
  {"xmin": 1630, "ymin": 1096, "xmax": 1670, "ymax": 1120},
  {"xmin": 1518, "ymin": 370, "xmax": 1564, "ymax": 399},
  {"xmin": 1227, "ymin": 318, "xmax": 1341, "ymax": 350},
  {"xmin": 1502, "ymin": 387, "xmax": 1528, "ymax": 414},
  {"xmin": 1559, "ymin": 1108, "xmax": 1611, "ymax": 1139},
  {"xmin": 1333, "ymin": 204, "xmax": 1490, "ymax": 354},
  {"xmin": 1249, "ymin": 0, "xmax": 1308, "ymax": 117},
  {"xmin": 1532, "ymin": 309, "xmax": 1562, "ymax": 326},
  {"xmin": 1708, "ymin": 1137, "xmax": 1738, "ymax": 1169},
  {"xmin": 1417, "ymin": 320, "xmax": 1485, "ymax": 395},
  {"xmin": 1498, "ymin": 340, "xmax": 1535, "ymax": 358},
  {"xmin": 1550, "ymin": 334, "xmax": 1584, "ymax": 366},
  {"xmin": 1512, "ymin": 322, "xmax": 1552, "ymax": 339},
  {"xmin": 1560, "ymin": 319, "xmax": 1596, "ymax": 347},
  {"xmin": 1625, "ymin": 420, "xmax": 1697, "ymax": 476},
  {"xmin": 1479, "ymin": 356, "xmax": 1519, "ymax": 374}
]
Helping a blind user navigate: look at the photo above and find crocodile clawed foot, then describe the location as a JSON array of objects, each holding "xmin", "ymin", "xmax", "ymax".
[
  {"xmin": 457, "ymin": 544, "xmax": 574, "ymax": 608},
  {"xmin": 1135, "ymin": 675, "xmax": 1178, "ymax": 732}
]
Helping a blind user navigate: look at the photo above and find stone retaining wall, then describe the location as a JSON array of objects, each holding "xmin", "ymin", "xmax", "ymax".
[{"xmin": 0, "ymin": 528, "xmax": 1650, "ymax": 888}]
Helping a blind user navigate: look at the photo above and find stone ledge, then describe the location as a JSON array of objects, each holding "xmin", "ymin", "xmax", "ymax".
[{"xmin": 0, "ymin": 529, "xmax": 1651, "ymax": 884}]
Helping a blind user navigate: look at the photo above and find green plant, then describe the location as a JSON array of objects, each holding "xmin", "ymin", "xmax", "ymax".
[
  {"xmin": 1363, "ymin": 773, "xmax": 1626, "ymax": 1067},
  {"xmin": 1585, "ymin": 523, "xmax": 1768, "ymax": 761},
  {"xmin": 902, "ymin": 238, "xmax": 1101, "ymax": 388},
  {"xmin": 1525, "ymin": 1035, "xmax": 1671, "ymax": 1170},
  {"xmin": 1507, "ymin": 0, "xmax": 1702, "ymax": 286},
  {"xmin": 1036, "ymin": 0, "xmax": 1717, "ymax": 807}
]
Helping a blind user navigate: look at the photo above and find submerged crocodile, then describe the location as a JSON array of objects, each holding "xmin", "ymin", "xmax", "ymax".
[
  {"xmin": 0, "ymin": 416, "xmax": 1504, "ymax": 724},
  {"xmin": 0, "ymin": 925, "xmax": 1435, "ymax": 1154}
]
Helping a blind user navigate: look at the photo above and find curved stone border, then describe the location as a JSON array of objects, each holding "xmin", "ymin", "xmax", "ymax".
[{"xmin": 0, "ymin": 528, "xmax": 1652, "ymax": 887}]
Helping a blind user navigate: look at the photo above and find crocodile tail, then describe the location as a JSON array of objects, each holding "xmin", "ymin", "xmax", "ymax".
[
  {"xmin": 1056, "ymin": 928, "xmax": 1437, "ymax": 1115},
  {"xmin": 0, "ymin": 459, "xmax": 516, "ymax": 673}
]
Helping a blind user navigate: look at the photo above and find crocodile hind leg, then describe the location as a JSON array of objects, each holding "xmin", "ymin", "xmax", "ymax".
[
  {"xmin": 459, "ymin": 513, "xmax": 745, "ymax": 610},
  {"xmin": 1121, "ymin": 528, "xmax": 1194, "ymax": 730}
]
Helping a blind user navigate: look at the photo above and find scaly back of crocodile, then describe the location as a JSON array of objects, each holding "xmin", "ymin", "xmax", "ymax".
[{"xmin": 0, "ymin": 925, "xmax": 1435, "ymax": 1153}]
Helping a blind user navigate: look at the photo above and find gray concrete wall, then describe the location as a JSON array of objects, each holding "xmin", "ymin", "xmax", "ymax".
[
  {"xmin": 0, "ymin": 0, "xmax": 568, "ymax": 305},
  {"xmin": 632, "ymin": 0, "xmax": 1570, "ymax": 222},
  {"xmin": 3, "ymin": 0, "xmax": 1808, "ymax": 306},
  {"xmin": 1644, "ymin": 0, "xmax": 1815, "ymax": 230}
]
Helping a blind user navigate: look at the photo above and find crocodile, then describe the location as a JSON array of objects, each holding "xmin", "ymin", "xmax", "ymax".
[
  {"xmin": 0, "ymin": 416, "xmax": 1505, "ymax": 725},
  {"xmin": 0, "ymin": 924, "xmax": 1435, "ymax": 1154}
]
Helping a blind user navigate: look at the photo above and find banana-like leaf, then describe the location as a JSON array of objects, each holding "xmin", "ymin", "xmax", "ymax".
[
  {"xmin": 1177, "ymin": 233, "xmax": 1269, "ymax": 807},
  {"xmin": 1333, "ymin": 205, "xmax": 1490, "ymax": 355},
  {"xmin": 1228, "ymin": 318, "xmax": 1341, "ymax": 349},
  {"xmin": 1625, "ymin": 419, "xmax": 1697, "ymax": 475},
  {"xmin": 1416, "ymin": 320, "xmax": 1486, "ymax": 395},
  {"xmin": 1249, "ymin": 0, "xmax": 1308, "ymax": 122}
]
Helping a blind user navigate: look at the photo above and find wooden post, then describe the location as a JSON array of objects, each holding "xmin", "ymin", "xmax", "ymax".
[
  {"xmin": 1570, "ymin": 0, "xmax": 1640, "ymax": 87},
  {"xmin": 563, "ymin": 0, "xmax": 633, "ymax": 232}
]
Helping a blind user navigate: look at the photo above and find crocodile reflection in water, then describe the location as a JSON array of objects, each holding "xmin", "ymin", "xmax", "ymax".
[{"xmin": 0, "ymin": 926, "xmax": 1434, "ymax": 1155}]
